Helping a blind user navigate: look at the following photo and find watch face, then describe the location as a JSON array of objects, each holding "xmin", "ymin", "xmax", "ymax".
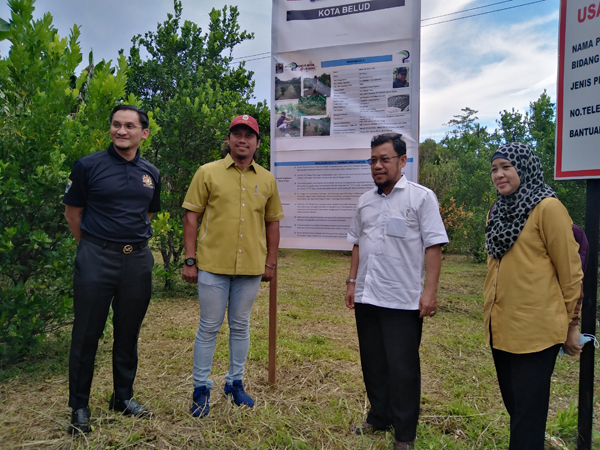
[{"xmin": 185, "ymin": 257, "xmax": 196, "ymax": 266}]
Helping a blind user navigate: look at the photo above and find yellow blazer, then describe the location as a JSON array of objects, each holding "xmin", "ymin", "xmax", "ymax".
[{"xmin": 484, "ymin": 197, "xmax": 583, "ymax": 353}]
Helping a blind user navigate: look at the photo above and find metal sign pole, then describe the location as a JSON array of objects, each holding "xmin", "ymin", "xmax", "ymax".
[{"xmin": 578, "ymin": 179, "xmax": 600, "ymax": 450}]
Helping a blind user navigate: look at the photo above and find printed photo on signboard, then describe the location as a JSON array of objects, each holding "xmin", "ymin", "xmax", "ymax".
[
  {"xmin": 392, "ymin": 66, "xmax": 409, "ymax": 88},
  {"xmin": 303, "ymin": 116, "xmax": 331, "ymax": 137},
  {"xmin": 275, "ymin": 76, "xmax": 301, "ymax": 100},
  {"xmin": 387, "ymin": 93, "xmax": 410, "ymax": 113},
  {"xmin": 275, "ymin": 104, "xmax": 301, "ymax": 138},
  {"xmin": 297, "ymin": 93, "xmax": 328, "ymax": 116},
  {"xmin": 302, "ymin": 74, "xmax": 331, "ymax": 97}
]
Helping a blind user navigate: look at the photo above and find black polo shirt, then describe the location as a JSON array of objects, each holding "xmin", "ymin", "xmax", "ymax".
[{"xmin": 63, "ymin": 144, "xmax": 161, "ymax": 242}]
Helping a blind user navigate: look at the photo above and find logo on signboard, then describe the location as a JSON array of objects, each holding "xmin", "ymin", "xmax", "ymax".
[
  {"xmin": 399, "ymin": 51, "xmax": 410, "ymax": 63},
  {"xmin": 286, "ymin": 61, "xmax": 316, "ymax": 72}
]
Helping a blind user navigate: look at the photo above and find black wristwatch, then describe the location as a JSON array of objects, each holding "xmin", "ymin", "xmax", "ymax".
[{"xmin": 184, "ymin": 257, "xmax": 197, "ymax": 267}]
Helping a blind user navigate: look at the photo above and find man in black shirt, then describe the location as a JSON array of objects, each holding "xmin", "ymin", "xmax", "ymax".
[{"xmin": 63, "ymin": 105, "xmax": 161, "ymax": 433}]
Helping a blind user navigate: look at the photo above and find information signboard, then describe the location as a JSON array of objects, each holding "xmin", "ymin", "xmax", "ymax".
[
  {"xmin": 271, "ymin": 0, "xmax": 421, "ymax": 249},
  {"xmin": 556, "ymin": 0, "xmax": 600, "ymax": 179}
]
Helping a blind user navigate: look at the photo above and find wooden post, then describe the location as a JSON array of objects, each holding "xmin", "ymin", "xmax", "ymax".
[{"xmin": 268, "ymin": 266, "xmax": 278, "ymax": 385}]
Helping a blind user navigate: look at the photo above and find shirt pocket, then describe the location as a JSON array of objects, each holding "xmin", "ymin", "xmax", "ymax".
[
  {"xmin": 251, "ymin": 190, "xmax": 269, "ymax": 213},
  {"xmin": 386, "ymin": 213, "xmax": 406, "ymax": 238}
]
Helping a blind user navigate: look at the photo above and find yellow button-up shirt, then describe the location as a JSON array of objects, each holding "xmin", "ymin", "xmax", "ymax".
[
  {"xmin": 182, "ymin": 154, "xmax": 284, "ymax": 276},
  {"xmin": 483, "ymin": 197, "xmax": 582, "ymax": 354}
]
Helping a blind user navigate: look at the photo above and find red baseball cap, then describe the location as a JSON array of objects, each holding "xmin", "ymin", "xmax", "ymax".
[{"xmin": 229, "ymin": 115, "xmax": 260, "ymax": 135}]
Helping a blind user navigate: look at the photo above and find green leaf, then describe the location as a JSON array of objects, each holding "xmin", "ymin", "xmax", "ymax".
[{"xmin": 0, "ymin": 17, "xmax": 10, "ymax": 41}]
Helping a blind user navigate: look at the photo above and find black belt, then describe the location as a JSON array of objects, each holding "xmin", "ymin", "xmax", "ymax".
[{"xmin": 82, "ymin": 232, "xmax": 148, "ymax": 254}]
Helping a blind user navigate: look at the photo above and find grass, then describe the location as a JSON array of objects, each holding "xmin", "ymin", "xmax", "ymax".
[{"xmin": 0, "ymin": 251, "xmax": 598, "ymax": 449}]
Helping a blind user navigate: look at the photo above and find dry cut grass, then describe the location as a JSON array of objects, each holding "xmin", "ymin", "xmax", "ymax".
[{"xmin": 0, "ymin": 251, "xmax": 598, "ymax": 449}]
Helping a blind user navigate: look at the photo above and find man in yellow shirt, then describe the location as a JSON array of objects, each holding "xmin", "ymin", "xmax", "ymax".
[{"xmin": 182, "ymin": 115, "xmax": 284, "ymax": 417}]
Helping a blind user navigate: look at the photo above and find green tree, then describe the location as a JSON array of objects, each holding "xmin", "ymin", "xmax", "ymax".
[
  {"xmin": 497, "ymin": 107, "xmax": 531, "ymax": 145},
  {"xmin": 437, "ymin": 108, "xmax": 499, "ymax": 260},
  {"xmin": 125, "ymin": 0, "xmax": 268, "ymax": 288},
  {"xmin": 0, "ymin": 0, "xmax": 149, "ymax": 360},
  {"xmin": 0, "ymin": 17, "xmax": 9, "ymax": 41},
  {"xmin": 418, "ymin": 138, "xmax": 457, "ymax": 204}
]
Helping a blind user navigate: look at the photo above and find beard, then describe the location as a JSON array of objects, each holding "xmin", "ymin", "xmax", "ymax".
[
  {"xmin": 375, "ymin": 179, "xmax": 392, "ymax": 190},
  {"xmin": 374, "ymin": 179, "xmax": 393, "ymax": 195},
  {"xmin": 113, "ymin": 143, "xmax": 131, "ymax": 151}
]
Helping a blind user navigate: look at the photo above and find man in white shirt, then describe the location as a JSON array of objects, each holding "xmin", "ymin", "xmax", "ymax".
[{"xmin": 345, "ymin": 133, "xmax": 448, "ymax": 450}]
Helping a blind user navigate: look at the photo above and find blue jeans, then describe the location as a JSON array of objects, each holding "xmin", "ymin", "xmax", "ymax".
[{"xmin": 192, "ymin": 270, "xmax": 262, "ymax": 389}]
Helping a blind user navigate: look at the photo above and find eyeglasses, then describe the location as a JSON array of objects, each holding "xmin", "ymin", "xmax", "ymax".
[
  {"xmin": 369, "ymin": 156, "xmax": 399, "ymax": 165},
  {"xmin": 111, "ymin": 121, "xmax": 142, "ymax": 131}
]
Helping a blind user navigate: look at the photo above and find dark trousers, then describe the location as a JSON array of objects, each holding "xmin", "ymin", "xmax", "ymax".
[
  {"xmin": 355, "ymin": 303, "xmax": 423, "ymax": 442},
  {"xmin": 69, "ymin": 238, "xmax": 153, "ymax": 409},
  {"xmin": 492, "ymin": 344, "xmax": 561, "ymax": 450}
]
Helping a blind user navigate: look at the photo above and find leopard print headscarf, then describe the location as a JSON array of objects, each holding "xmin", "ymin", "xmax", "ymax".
[{"xmin": 485, "ymin": 142, "xmax": 556, "ymax": 260}]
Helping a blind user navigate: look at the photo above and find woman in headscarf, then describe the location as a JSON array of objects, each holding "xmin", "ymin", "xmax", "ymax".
[{"xmin": 484, "ymin": 142, "xmax": 583, "ymax": 450}]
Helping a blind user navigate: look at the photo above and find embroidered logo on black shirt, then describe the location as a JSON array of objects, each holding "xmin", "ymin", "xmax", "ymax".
[{"xmin": 142, "ymin": 174, "xmax": 154, "ymax": 189}]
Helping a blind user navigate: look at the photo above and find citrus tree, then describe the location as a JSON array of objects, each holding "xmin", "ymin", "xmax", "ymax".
[
  {"xmin": 0, "ymin": 0, "xmax": 150, "ymax": 360},
  {"xmin": 126, "ymin": 0, "xmax": 269, "ymax": 288}
]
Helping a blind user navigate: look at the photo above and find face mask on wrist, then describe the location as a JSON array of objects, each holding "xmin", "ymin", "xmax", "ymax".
[{"xmin": 559, "ymin": 333, "xmax": 598, "ymax": 355}]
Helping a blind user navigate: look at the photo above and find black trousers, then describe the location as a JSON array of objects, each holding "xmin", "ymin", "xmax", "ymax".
[
  {"xmin": 69, "ymin": 238, "xmax": 153, "ymax": 409},
  {"xmin": 355, "ymin": 303, "xmax": 423, "ymax": 442},
  {"xmin": 492, "ymin": 344, "xmax": 561, "ymax": 450}
]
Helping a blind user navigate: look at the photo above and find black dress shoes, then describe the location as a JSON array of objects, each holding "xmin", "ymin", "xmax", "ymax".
[
  {"xmin": 69, "ymin": 407, "xmax": 91, "ymax": 434},
  {"xmin": 349, "ymin": 421, "xmax": 390, "ymax": 435},
  {"xmin": 109, "ymin": 394, "xmax": 152, "ymax": 417}
]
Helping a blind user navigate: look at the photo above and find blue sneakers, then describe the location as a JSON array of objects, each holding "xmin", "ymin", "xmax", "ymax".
[
  {"xmin": 190, "ymin": 386, "xmax": 210, "ymax": 417},
  {"xmin": 224, "ymin": 380, "xmax": 254, "ymax": 407}
]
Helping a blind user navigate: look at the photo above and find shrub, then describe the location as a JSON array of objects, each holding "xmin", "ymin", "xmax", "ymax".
[{"xmin": 0, "ymin": 0, "xmax": 148, "ymax": 360}]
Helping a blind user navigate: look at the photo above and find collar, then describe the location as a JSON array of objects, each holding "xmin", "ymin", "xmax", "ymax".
[
  {"xmin": 223, "ymin": 153, "xmax": 257, "ymax": 172},
  {"xmin": 108, "ymin": 143, "xmax": 141, "ymax": 165},
  {"xmin": 376, "ymin": 175, "xmax": 406, "ymax": 196}
]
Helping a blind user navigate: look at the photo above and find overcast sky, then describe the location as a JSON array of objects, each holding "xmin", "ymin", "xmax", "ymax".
[{"xmin": 0, "ymin": 0, "xmax": 560, "ymax": 141}]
